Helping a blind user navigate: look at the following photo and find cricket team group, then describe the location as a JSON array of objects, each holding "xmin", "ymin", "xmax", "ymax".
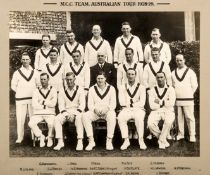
[{"xmin": 11, "ymin": 21, "xmax": 198, "ymax": 152}]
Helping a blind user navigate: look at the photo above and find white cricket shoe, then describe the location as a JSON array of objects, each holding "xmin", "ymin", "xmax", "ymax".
[
  {"xmin": 158, "ymin": 140, "xmax": 166, "ymax": 149},
  {"xmin": 139, "ymin": 139, "xmax": 147, "ymax": 150},
  {"xmin": 76, "ymin": 139, "xmax": 83, "ymax": 151},
  {"xmin": 189, "ymin": 136, "xmax": 196, "ymax": 142},
  {"xmin": 53, "ymin": 141, "xmax": 64, "ymax": 151},
  {"xmin": 120, "ymin": 138, "xmax": 130, "ymax": 150},
  {"xmin": 40, "ymin": 134, "xmax": 46, "ymax": 148},
  {"xmin": 106, "ymin": 138, "xmax": 114, "ymax": 151},
  {"xmin": 85, "ymin": 138, "xmax": 95, "ymax": 151},
  {"xmin": 47, "ymin": 138, "xmax": 53, "ymax": 147},
  {"xmin": 176, "ymin": 134, "xmax": 184, "ymax": 141}
]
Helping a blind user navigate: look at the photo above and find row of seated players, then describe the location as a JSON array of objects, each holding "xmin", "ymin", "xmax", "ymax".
[
  {"xmin": 11, "ymin": 48, "xmax": 198, "ymax": 151},
  {"xmin": 27, "ymin": 69, "xmax": 192, "ymax": 151}
]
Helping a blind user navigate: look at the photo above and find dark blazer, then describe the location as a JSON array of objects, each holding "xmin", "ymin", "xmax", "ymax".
[{"xmin": 90, "ymin": 62, "xmax": 117, "ymax": 88}]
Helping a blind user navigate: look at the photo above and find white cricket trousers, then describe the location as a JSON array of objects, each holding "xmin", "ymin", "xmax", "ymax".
[
  {"xmin": 177, "ymin": 106, "xmax": 196, "ymax": 137},
  {"xmin": 16, "ymin": 102, "xmax": 32, "ymax": 141},
  {"xmin": 118, "ymin": 108, "xmax": 145, "ymax": 139},
  {"xmin": 147, "ymin": 109, "xmax": 175, "ymax": 142},
  {"xmin": 54, "ymin": 110, "xmax": 84, "ymax": 139},
  {"xmin": 82, "ymin": 110, "xmax": 116, "ymax": 139},
  {"xmin": 28, "ymin": 115, "xmax": 55, "ymax": 138}
]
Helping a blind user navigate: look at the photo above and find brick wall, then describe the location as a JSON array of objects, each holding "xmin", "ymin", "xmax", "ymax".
[{"xmin": 9, "ymin": 11, "xmax": 67, "ymax": 34}]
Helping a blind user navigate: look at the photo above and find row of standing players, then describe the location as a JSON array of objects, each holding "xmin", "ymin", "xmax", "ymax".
[{"xmin": 11, "ymin": 22, "xmax": 198, "ymax": 151}]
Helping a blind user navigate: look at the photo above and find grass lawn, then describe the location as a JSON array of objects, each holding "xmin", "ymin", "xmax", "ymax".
[{"xmin": 9, "ymin": 104, "xmax": 200, "ymax": 157}]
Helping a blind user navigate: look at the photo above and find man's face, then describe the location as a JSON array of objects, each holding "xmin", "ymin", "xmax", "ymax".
[
  {"xmin": 92, "ymin": 25, "xmax": 101, "ymax": 37},
  {"xmin": 97, "ymin": 53, "xmax": 106, "ymax": 64},
  {"xmin": 121, "ymin": 24, "xmax": 131, "ymax": 36},
  {"xmin": 66, "ymin": 32, "xmax": 75, "ymax": 43},
  {"xmin": 125, "ymin": 49, "xmax": 134, "ymax": 63},
  {"xmin": 127, "ymin": 69, "xmax": 136, "ymax": 82},
  {"xmin": 21, "ymin": 55, "xmax": 31, "ymax": 68},
  {"xmin": 66, "ymin": 75, "xmax": 75, "ymax": 88},
  {"xmin": 49, "ymin": 52, "xmax": 58, "ymax": 62},
  {"xmin": 151, "ymin": 30, "xmax": 161, "ymax": 41},
  {"xmin": 42, "ymin": 36, "xmax": 50, "ymax": 47},
  {"xmin": 176, "ymin": 55, "xmax": 185, "ymax": 68},
  {"xmin": 72, "ymin": 52, "xmax": 81, "ymax": 64},
  {"xmin": 96, "ymin": 74, "xmax": 106, "ymax": 87},
  {"xmin": 156, "ymin": 73, "xmax": 165, "ymax": 87},
  {"xmin": 151, "ymin": 50, "xmax": 160, "ymax": 62},
  {"xmin": 40, "ymin": 75, "xmax": 49, "ymax": 87}
]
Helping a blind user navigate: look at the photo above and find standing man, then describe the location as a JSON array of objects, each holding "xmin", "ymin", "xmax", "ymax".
[
  {"xmin": 53, "ymin": 72, "xmax": 86, "ymax": 151},
  {"xmin": 90, "ymin": 51, "xmax": 116, "ymax": 88},
  {"xmin": 82, "ymin": 71, "xmax": 117, "ymax": 151},
  {"xmin": 42, "ymin": 49, "xmax": 65, "ymax": 92},
  {"xmin": 117, "ymin": 48, "xmax": 143, "ymax": 90},
  {"xmin": 60, "ymin": 30, "xmax": 84, "ymax": 66},
  {"xmin": 28, "ymin": 73, "xmax": 57, "ymax": 147},
  {"xmin": 64, "ymin": 50, "xmax": 90, "ymax": 94},
  {"xmin": 35, "ymin": 34, "xmax": 59, "ymax": 72},
  {"xmin": 143, "ymin": 47, "xmax": 171, "ymax": 89},
  {"xmin": 84, "ymin": 25, "xmax": 113, "ymax": 67},
  {"xmin": 114, "ymin": 21, "xmax": 144, "ymax": 68},
  {"xmin": 118, "ymin": 68, "xmax": 147, "ymax": 150},
  {"xmin": 11, "ymin": 52, "xmax": 40, "ymax": 143},
  {"xmin": 147, "ymin": 72, "xmax": 176, "ymax": 149},
  {"xmin": 144, "ymin": 28, "xmax": 171, "ymax": 64},
  {"xmin": 172, "ymin": 54, "xmax": 198, "ymax": 142}
]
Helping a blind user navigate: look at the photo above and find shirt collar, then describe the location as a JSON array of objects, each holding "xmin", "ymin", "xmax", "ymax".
[
  {"xmin": 121, "ymin": 34, "xmax": 133, "ymax": 39},
  {"xmin": 150, "ymin": 39, "xmax": 163, "ymax": 45},
  {"xmin": 91, "ymin": 36, "xmax": 103, "ymax": 42},
  {"xmin": 72, "ymin": 62, "xmax": 83, "ymax": 67},
  {"xmin": 41, "ymin": 45, "xmax": 52, "ymax": 50},
  {"xmin": 96, "ymin": 82, "xmax": 109, "ymax": 90},
  {"xmin": 41, "ymin": 85, "xmax": 51, "ymax": 91},
  {"xmin": 127, "ymin": 81, "xmax": 138, "ymax": 89},
  {"xmin": 49, "ymin": 61, "xmax": 59, "ymax": 66},
  {"xmin": 21, "ymin": 65, "xmax": 33, "ymax": 71},
  {"xmin": 66, "ymin": 85, "xmax": 77, "ymax": 92}
]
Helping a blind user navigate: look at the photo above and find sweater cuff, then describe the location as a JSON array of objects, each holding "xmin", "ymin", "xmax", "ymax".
[
  {"xmin": 77, "ymin": 109, "xmax": 82, "ymax": 113},
  {"xmin": 61, "ymin": 110, "xmax": 67, "ymax": 114}
]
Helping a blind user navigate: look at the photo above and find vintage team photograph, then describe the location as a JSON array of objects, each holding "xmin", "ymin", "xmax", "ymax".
[{"xmin": 9, "ymin": 11, "xmax": 200, "ymax": 157}]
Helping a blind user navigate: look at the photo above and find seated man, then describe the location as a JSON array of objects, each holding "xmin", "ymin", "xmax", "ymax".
[
  {"xmin": 28, "ymin": 73, "xmax": 57, "ymax": 147},
  {"xmin": 118, "ymin": 68, "xmax": 147, "ymax": 150},
  {"xmin": 147, "ymin": 71, "xmax": 175, "ymax": 149},
  {"xmin": 90, "ymin": 51, "xmax": 116, "ymax": 88},
  {"xmin": 53, "ymin": 72, "xmax": 86, "ymax": 151},
  {"xmin": 83, "ymin": 71, "xmax": 117, "ymax": 151}
]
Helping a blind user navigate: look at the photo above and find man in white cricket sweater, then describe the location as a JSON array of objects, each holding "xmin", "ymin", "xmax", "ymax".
[
  {"xmin": 42, "ymin": 49, "xmax": 65, "ymax": 92},
  {"xmin": 118, "ymin": 68, "xmax": 147, "ymax": 150},
  {"xmin": 143, "ymin": 47, "xmax": 172, "ymax": 89},
  {"xmin": 117, "ymin": 47, "xmax": 143, "ymax": 90},
  {"xmin": 34, "ymin": 34, "xmax": 59, "ymax": 72},
  {"xmin": 28, "ymin": 73, "xmax": 57, "ymax": 147},
  {"xmin": 172, "ymin": 54, "xmax": 198, "ymax": 142},
  {"xmin": 84, "ymin": 25, "xmax": 113, "ymax": 67},
  {"xmin": 114, "ymin": 21, "xmax": 144, "ymax": 69},
  {"xmin": 144, "ymin": 28, "xmax": 171, "ymax": 64},
  {"xmin": 64, "ymin": 50, "xmax": 90, "ymax": 95},
  {"xmin": 53, "ymin": 72, "xmax": 86, "ymax": 151},
  {"xmin": 11, "ymin": 52, "xmax": 40, "ymax": 143},
  {"xmin": 147, "ymin": 72, "xmax": 176, "ymax": 149},
  {"xmin": 83, "ymin": 71, "xmax": 117, "ymax": 151},
  {"xmin": 60, "ymin": 30, "xmax": 84, "ymax": 66}
]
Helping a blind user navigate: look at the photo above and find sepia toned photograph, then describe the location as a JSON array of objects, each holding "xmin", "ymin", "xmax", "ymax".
[{"xmin": 9, "ymin": 11, "xmax": 200, "ymax": 158}]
